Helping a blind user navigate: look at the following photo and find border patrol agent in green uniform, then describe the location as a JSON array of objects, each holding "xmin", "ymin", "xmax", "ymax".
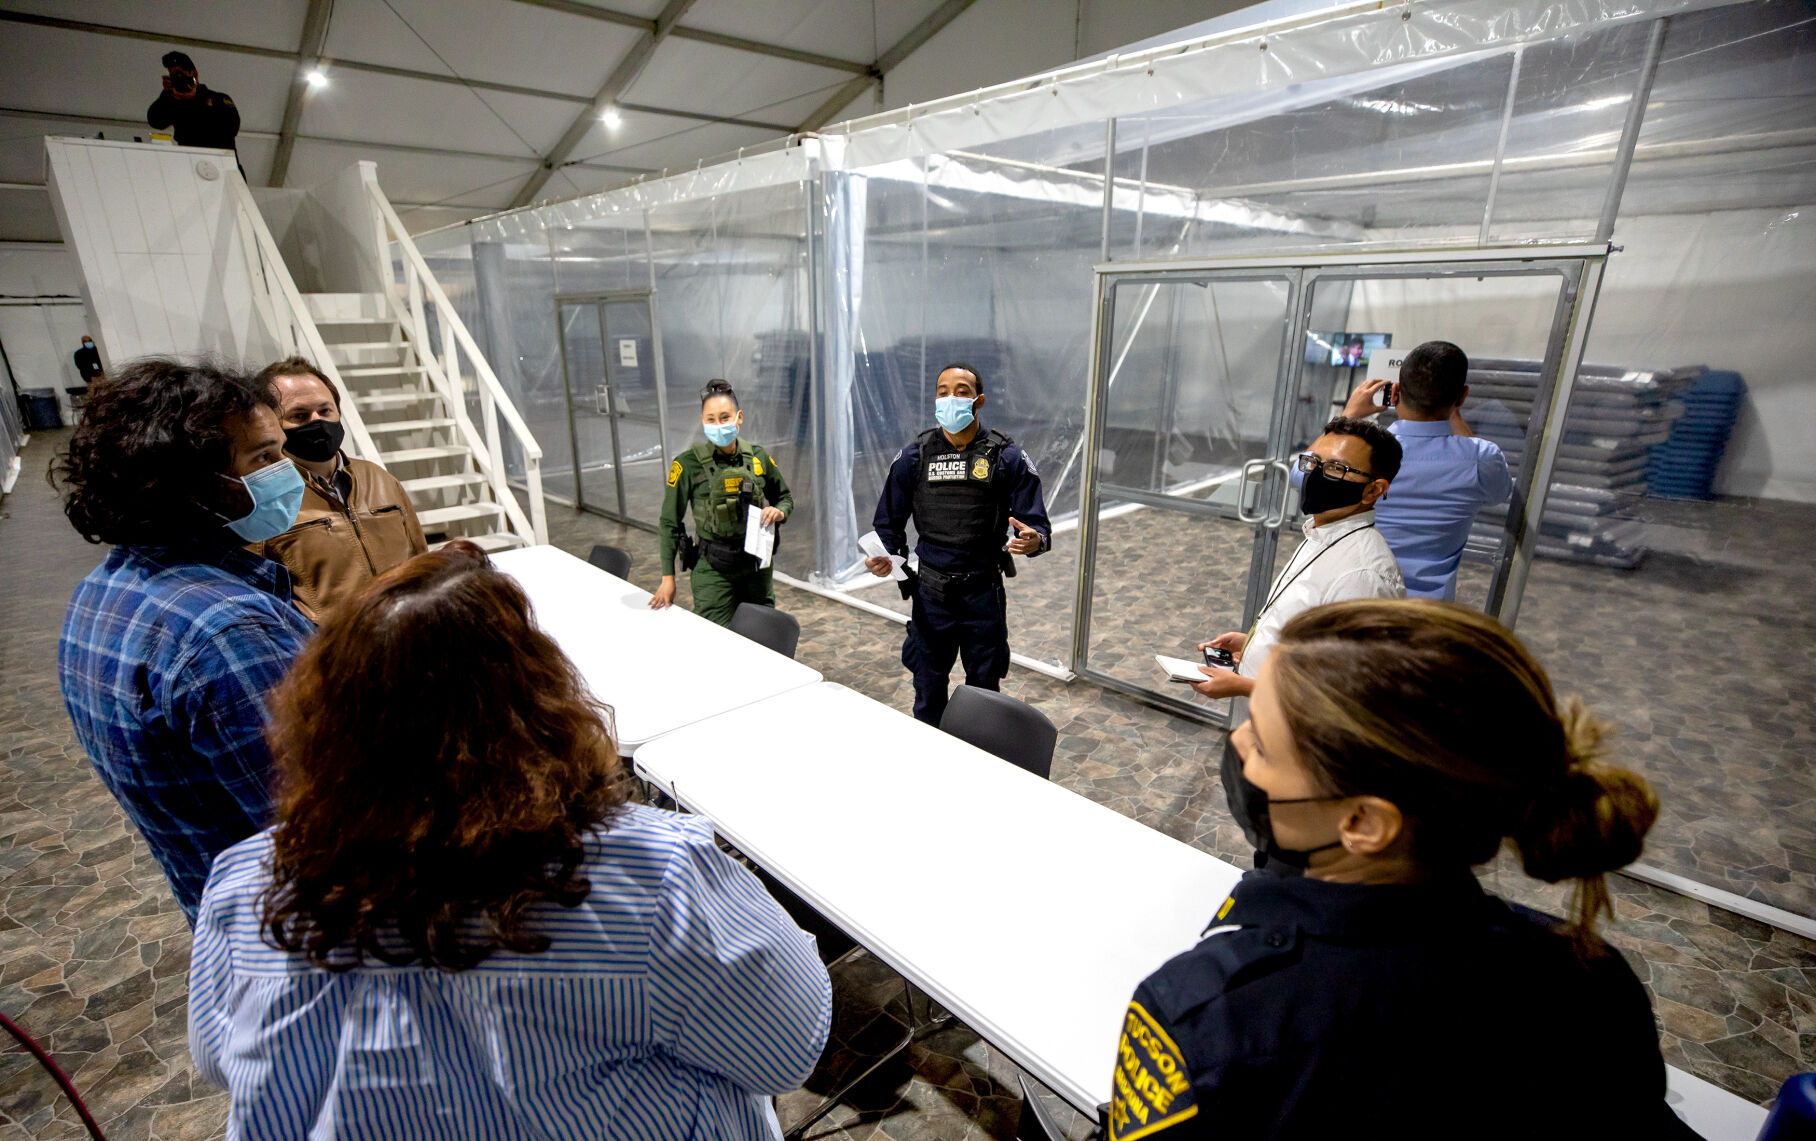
[{"xmin": 650, "ymin": 379, "xmax": 793, "ymax": 626}]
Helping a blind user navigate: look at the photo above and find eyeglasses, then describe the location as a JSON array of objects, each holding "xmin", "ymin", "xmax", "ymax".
[{"xmin": 1294, "ymin": 452, "xmax": 1378, "ymax": 482}]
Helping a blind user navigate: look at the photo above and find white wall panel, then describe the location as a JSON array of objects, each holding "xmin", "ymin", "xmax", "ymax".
[{"xmin": 45, "ymin": 138, "xmax": 281, "ymax": 373}]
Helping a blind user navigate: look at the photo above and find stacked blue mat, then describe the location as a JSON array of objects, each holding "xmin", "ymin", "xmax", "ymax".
[{"xmin": 1646, "ymin": 370, "xmax": 1746, "ymax": 501}]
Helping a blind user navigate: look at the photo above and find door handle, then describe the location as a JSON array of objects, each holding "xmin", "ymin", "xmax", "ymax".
[
  {"xmin": 1235, "ymin": 458, "xmax": 1268, "ymax": 523},
  {"xmin": 1264, "ymin": 459, "xmax": 1294, "ymax": 529}
]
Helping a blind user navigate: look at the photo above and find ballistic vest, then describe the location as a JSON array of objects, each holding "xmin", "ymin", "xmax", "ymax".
[
  {"xmin": 911, "ymin": 428, "xmax": 1010, "ymax": 554},
  {"xmin": 689, "ymin": 442, "xmax": 769, "ymax": 541}
]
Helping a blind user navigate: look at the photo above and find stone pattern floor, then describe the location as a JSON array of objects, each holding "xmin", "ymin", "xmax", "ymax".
[
  {"xmin": 0, "ymin": 443, "xmax": 1809, "ymax": 1140},
  {"xmin": 842, "ymin": 493, "xmax": 1816, "ymax": 918}
]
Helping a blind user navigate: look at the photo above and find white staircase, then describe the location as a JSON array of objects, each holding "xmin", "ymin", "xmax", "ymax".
[{"xmin": 303, "ymin": 291, "xmax": 528, "ymax": 552}]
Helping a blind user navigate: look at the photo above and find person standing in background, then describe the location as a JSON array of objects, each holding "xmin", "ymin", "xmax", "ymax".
[
  {"xmin": 54, "ymin": 359, "xmax": 312, "ymax": 923},
  {"xmin": 1344, "ymin": 341, "xmax": 1512, "ymax": 599},
  {"xmin": 867, "ymin": 363, "xmax": 1050, "ymax": 726},
  {"xmin": 651, "ymin": 379, "xmax": 792, "ymax": 626},
  {"xmin": 147, "ymin": 51, "xmax": 241, "ymax": 162},
  {"xmin": 248, "ymin": 357, "xmax": 428, "ymax": 623},
  {"xmin": 73, "ymin": 336, "xmax": 104, "ymax": 385}
]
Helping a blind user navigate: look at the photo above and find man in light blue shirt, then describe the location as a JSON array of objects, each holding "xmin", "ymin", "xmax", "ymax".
[{"xmin": 1344, "ymin": 341, "xmax": 1512, "ymax": 599}]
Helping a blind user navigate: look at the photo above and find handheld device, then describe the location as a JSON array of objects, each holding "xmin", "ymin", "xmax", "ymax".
[{"xmin": 1202, "ymin": 646, "xmax": 1236, "ymax": 669}]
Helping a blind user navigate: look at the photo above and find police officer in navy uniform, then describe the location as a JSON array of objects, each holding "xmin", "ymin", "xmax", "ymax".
[
  {"xmin": 1108, "ymin": 600, "xmax": 1697, "ymax": 1141},
  {"xmin": 867, "ymin": 363, "xmax": 1051, "ymax": 726}
]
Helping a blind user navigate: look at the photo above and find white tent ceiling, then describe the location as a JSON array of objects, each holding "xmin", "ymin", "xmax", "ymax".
[{"xmin": 0, "ymin": 0, "xmax": 980, "ymax": 240}]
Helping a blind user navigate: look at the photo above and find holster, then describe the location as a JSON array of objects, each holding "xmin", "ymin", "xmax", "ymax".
[{"xmin": 678, "ymin": 531, "xmax": 700, "ymax": 572}]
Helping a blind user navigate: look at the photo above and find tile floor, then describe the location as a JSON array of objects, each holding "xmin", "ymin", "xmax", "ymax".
[{"xmin": 2, "ymin": 437, "xmax": 1811, "ymax": 1140}]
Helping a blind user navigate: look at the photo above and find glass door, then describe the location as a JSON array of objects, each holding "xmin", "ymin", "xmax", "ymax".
[
  {"xmin": 1071, "ymin": 257, "xmax": 1590, "ymax": 724},
  {"xmin": 1071, "ymin": 271, "xmax": 1304, "ymax": 723},
  {"xmin": 555, "ymin": 291, "xmax": 670, "ymax": 529}
]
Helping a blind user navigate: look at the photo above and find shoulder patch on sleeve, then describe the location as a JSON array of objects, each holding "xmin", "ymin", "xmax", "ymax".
[
  {"xmin": 1109, "ymin": 1001, "xmax": 1198, "ymax": 1141},
  {"xmin": 1019, "ymin": 449, "xmax": 1038, "ymax": 475},
  {"xmin": 666, "ymin": 459, "xmax": 683, "ymax": 487}
]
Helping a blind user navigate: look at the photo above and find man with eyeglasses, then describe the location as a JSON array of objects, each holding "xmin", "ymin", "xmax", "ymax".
[
  {"xmin": 1191, "ymin": 416, "xmax": 1406, "ymax": 705},
  {"xmin": 1196, "ymin": 417, "xmax": 1406, "ymax": 873}
]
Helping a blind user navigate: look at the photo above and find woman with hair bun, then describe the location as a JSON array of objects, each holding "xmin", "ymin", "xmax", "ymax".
[
  {"xmin": 1108, "ymin": 599, "xmax": 1696, "ymax": 1141},
  {"xmin": 651, "ymin": 379, "xmax": 793, "ymax": 625}
]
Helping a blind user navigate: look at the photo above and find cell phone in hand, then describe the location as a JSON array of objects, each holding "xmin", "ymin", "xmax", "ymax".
[{"xmin": 1203, "ymin": 646, "xmax": 1235, "ymax": 669}]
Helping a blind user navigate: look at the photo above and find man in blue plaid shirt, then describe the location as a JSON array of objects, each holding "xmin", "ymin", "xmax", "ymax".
[{"xmin": 56, "ymin": 359, "xmax": 315, "ymax": 923}]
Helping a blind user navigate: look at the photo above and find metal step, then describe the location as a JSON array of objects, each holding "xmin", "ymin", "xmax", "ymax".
[
  {"xmin": 340, "ymin": 364, "xmax": 428, "ymax": 378},
  {"xmin": 324, "ymin": 340, "xmax": 406, "ymax": 353},
  {"xmin": 399, "ymin": 472, "xmax": 487, "ymax": 495},
  {"xmin": 353, "ymin": 388, "xmax": 435, "ymax": 411},
  {"xmin": 365, "ymin": 417, "xmax": 455, "ymax": 435},
  {"xmin": 431, "ymin": 532, "xmax": 525, "ymax": 553},
  {"xmin": 417, "ymin": 502, "xmax": 503, "ymax": 528},
  {"xmin": 311, "ymin": 315, "xmax": 393, "ymax": 326},
  {"xmin": 381, "ymin": 445, "xmax": 468, "ymax": 465}
]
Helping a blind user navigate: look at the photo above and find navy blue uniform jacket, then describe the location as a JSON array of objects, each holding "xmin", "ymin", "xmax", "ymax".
[
  {"xmin": 1111, "ymin": 870, "xmax": 1698, "ymax": 1141},
  {"xmin": 872, "ymin": 429, "xmax": 1051, "ymax": 574}
]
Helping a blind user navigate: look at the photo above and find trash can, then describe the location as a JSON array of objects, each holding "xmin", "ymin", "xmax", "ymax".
[{"xmin": 21, "ymin": 389, "xmax": 62, "ymax": 430}]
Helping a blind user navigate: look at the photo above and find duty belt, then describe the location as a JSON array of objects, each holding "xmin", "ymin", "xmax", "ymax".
[{"xmin": 915, "ymin": 563, "xmax": 1000, "ymax": 601}]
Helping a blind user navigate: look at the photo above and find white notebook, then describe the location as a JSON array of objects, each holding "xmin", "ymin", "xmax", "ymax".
[{"xmin": 1155, "ymin": 654, "xmax": 1211, "ymax": 683}]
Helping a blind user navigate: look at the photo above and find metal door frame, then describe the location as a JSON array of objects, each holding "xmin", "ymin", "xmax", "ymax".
[
  {"xmin": 553, "ymin": 289, "xmax": 671, "ymax": 532},
  {"xmin": 1070, "ymin": 242, "xmax": 1610, "ymax": 726}
]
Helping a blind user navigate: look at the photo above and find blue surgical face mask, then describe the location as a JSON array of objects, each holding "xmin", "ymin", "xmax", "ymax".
[
  {"xmin": 934, "ymin": 395, "xmax": 977, "ymax": 434},
  {"xmin": 224, "ymin": 459, "xmax": 305, "ymax": 542},
  {"xmin": 703, "ymin": 420, "xmax": 739, "ymax": 447}
]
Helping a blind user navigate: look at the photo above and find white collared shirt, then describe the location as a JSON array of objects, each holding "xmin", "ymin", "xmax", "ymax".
[{"xmin": 1238, "ymin": 509, "xmax": 1405, "ymax": 683}]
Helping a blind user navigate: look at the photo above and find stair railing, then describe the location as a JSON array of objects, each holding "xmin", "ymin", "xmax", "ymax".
[
  {"xmin": 362, "ymin": 176, "xmax": 547, "ymax": 547},
  {"xmin": 227, "ymin": 175, "xmax": 383, "ymax": 463}
]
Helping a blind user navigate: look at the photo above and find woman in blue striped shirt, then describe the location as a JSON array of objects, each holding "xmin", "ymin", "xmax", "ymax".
[{"xmin": 188, "ymin": 541, "xmax": 833, "ymax": 1140}]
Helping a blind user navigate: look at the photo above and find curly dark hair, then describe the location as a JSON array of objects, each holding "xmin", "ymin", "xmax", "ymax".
[
  {"xmin": 259, "ymin": 541, "xmax": 633, "ymax": 972},
  {"xmin": 50, "ymin": 357, "xmax": 276, "ymax": 546}
]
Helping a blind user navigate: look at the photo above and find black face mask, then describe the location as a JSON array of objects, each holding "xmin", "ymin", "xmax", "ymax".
[
  {"xmin": 1220, "ymin": 737, "xmax": 1347, "ymax": 872},
  {"xmin": 1298, "ymin": 469, "xmax": 1370, "ymax": 517},
  {"xmin": 284, "ymin": 418, "xmax": 345, "ymax": 463}
]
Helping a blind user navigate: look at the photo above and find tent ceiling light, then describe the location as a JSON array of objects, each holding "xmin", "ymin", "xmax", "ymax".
[
  {"xmin": 601, "ymin": 107, "xmax": 623, "ymax": 129},
  {"xmin": 305, "ymin": 69, "xmax": 328, "ymax": 90}
]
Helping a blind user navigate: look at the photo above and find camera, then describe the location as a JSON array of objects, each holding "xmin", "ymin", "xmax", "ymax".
[{"xmin": 1203, "ymin": 646, "xmax": 1236, "ymax": 669}]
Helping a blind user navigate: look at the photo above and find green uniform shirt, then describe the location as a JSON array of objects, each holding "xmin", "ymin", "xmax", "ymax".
[{"xmin": 658, "ymin": 440, "xmax": 794, "ymax": 575}]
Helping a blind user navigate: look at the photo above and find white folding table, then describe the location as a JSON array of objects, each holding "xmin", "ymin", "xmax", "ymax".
[
  {"xmin": 632, "ymin": 681, "xmax": 1770, "ymax": 1140},
  {"xmin": 633, "ymin": 680, "xmax": 1244, "ymax": 1118},
  {"xmin": 490, "ymin": 545, "xmax": 822, "ymax": 753}
]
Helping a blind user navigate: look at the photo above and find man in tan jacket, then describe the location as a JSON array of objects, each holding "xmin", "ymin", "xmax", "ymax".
[{"xmin": 249, "ymin": 357, "xmax": 427, "ymax": 622}]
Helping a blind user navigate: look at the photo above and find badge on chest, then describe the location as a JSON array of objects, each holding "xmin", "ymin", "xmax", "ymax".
[{"xmin": 928, "ymin": 453, "xmax": 994, "ymax": 484}]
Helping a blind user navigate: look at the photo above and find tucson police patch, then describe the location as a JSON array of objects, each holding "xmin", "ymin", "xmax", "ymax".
[
  {"xmin": 667, "ymin": 460, "xmax": 682, "ymax": 487},
  {"xmin": 1109, "ymin": 1002, "xmax": 1198, "ymax": 1141}
]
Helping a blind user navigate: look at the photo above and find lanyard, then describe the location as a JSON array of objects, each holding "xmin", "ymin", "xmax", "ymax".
[{"xmin": 1256, "ymin": 522, "xmax": 1378, "ymax": 623}]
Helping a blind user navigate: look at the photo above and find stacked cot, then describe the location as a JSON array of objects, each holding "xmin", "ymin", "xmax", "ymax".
[{"xmin": 1461, "ymin": 358, "xmax": 1701, "ymax": 569}]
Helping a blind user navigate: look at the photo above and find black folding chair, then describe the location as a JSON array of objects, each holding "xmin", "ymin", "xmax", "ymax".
[
  {"xmin": 586, "ymin": 544, "xmax": 632, "ymax": 580},
  {"xmin": 938, "ymin": 684, "xmax": 1058, "ymax": 779},
  {"xmin": 729, "ymin": 602, "xmax": 800, "ymax": 660}
]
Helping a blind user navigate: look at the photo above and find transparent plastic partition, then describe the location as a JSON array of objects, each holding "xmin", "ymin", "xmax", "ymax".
[
  {"xmin": 1502, "ymin": 2, "xmax": 1816, "ymax": 921},
  {"xmin": 468, "ymin": 237, "xmax": 567, "ymax": 486},
  {"xmin": 642, "ymin": 181, "xmax": 816, "ymax": 578},
  {"xmin": 1111, "ymin": 51, "xmax": 1517, "ymax": 259},
  {"xmin": 839, "ymin": 124, "xmax": 1109, "ymax": 668}
]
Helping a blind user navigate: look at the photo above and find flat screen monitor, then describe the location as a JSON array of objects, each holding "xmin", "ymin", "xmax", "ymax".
[{"xmin": 1305, "ymin": 331, "xmax": 1391, "ymax": 368}]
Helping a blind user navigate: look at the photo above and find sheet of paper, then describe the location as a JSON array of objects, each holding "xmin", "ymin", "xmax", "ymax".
[
  {"xmin": 744, "ymin": 505, "xmax": 775, "ymax": 569},
  {"xmin": 1155, "ymin": 654, "xmax": 1214, "ymax": 683},
  {"xmin": 857, "ymin": 530, "xmax": 907, "ymax": 580}
]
